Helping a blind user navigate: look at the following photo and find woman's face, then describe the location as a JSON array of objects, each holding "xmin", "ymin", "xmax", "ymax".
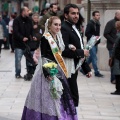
[
  {"xmin": 49, "ymin": 19, "xmax": 61, "ymax": 34},
  {"xmin": 33, "ymin": 16, "xmax": 39, "ymax": 23}
]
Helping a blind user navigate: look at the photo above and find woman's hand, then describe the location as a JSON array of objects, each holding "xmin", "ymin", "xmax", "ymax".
[
  {"xmin": 33, "ymin": 48, "xmax": 40, "ymax": 64},
  {"xmin": 47, "ymin": 76, "xmax": 53, "ymax": 81},
  {"xmin": 33, "ymin": 25, "xmax": 38, "ymax": 29}
]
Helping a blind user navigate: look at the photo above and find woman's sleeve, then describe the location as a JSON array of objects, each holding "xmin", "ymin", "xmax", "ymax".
[
  {"xmin": 41, "ymin": 36, "xmax": 49, "ymax": 57},
  {"xmin": 41, "ymin": 36, "xmax": 50, "ymax": 78}
]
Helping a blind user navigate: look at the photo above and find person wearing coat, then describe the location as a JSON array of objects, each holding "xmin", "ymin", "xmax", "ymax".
[
  {"xmin": 39, "ymin": 3, "xmax": 58, "ymax": 34},
  {"xmin": 111, "ymin": 21, "xmax": 120, "ymax": 95},
  {"xmin": 13, "ymin": 6, "xmax": 35, "ymax": 78},
  {"xmin": 104, "ymin": 10, "xmax": 120, "ymax": 84},
  {"xmin": 61, "ymin": 4, "xmax": 92, "ymax": 107},
  {"xmin": 0, "ymin": 15, "xmax": 7, "ymax": 57},
  {"xmin": 85, "ymin": 11, "xmax": 104, "ymax": 78}
]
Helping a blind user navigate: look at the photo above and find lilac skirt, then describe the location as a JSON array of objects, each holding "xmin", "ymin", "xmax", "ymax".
[{"xmin": 21, "ymin": 63, "xmax": 78, "ymax": 120}]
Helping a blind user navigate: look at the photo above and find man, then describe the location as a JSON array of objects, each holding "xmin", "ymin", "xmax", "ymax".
[
  {"xmin": 0, "ymin": 15, "xmax": 7, "ymax": 57},
  {"xmin": 104, "ymin": 10, "xmax": 120, "ymax": 84},
  {"xmin": 61, "ymin": 4, "xmax": 92, "ymax": 107},
  {"xmin": 13, "ymin": 7, "xmax": 36, "ymax": 78},
  {"xmin": 39, "ymin": 3, "xmax": 58, "ymax": 33},
  {"xmin": 85, "ymin": 11, "xmax": 104, "ymax": 78}
]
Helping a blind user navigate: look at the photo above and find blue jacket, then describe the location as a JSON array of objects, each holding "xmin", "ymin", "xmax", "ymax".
[{"xmin": 0, "ymin": 19, "xmax": 7, "ymax": 38}]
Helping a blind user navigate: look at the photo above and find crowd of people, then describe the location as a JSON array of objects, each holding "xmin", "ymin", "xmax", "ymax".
[{"xmin": 0, "ymin": 2, "xmax": 120, "ymax": 120}]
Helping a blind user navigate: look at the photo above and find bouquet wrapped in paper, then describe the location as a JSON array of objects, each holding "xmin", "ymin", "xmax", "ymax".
[
  {"xmin": 43, "ymin": 62, "xmax": 63, "ymax": 99},
  {"xmin": 76, "ymin": 36, "xmax": 101, "ymax": 71}
]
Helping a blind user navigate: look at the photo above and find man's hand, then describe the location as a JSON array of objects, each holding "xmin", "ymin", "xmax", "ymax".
[
  {"xmin": 33, "ymin": 36, "xmax": 37, "ymax": 41},
  {"xmin": 69, "ymin": 44, "xmax": 76, "ymax": 51},
  {"xmin": 86, "ymin": 72, "xmax": 92, "ymax": 78},
  {"xmin": 84, "ymin": 49, "xmax": 89, "ymax": 57},
  {"xmin": 23, "ymin": 37, "xmax": 28, "ymax": 42}
]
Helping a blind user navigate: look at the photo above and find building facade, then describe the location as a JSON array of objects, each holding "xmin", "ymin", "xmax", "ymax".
[{"xmin": 1, "ymin": 0, "xmax": 120, "ymax": 71}]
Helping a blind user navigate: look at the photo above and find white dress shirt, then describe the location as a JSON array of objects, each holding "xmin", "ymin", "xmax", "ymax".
[{"xmin": 72, "ymin": 25, "xmax": 84, "ymax": 49}]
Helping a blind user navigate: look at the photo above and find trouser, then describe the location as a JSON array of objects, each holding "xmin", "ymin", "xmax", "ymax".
[
  {"xmin": 9, "ymin": 34, "xmax": 14, "ymax": 51},
  {"xmin": 3, "ymin": 36, "xmax": 9, "ymax": 49},
  {"xmin": 109, "ymin": 50, "xmax": 115, "ymax": 82},
  {"xmin": 0, "ymin": 40, "xmax": 3, "ymax": 54},
  {"xmin": 67, "ymin": 71, "xmax": 79, "ymax": 107},
  {"xmin": 26, "ymin": 51, "xmax": 36, "ymax": 75},
  {"xmin": 87, "ymin": 46, "xmax": 99, "ymax": 75},
  {"xmin": 15, "ymin": 48, "xmax": 24, "ymax": 76},
  {"xmin": 115, "ymin": 75, "xmax": 120, "ymax": 92}
]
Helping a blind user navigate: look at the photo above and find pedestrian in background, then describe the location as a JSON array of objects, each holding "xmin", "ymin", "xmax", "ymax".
[
  {"xmin": 39, "ymin": 3, "xmax": 58, "ymax": 34},
  {"xmin": 111, "ymin": 21, "xmax": 120, "ymax": 95},
  {"xmin": 85, "ymin": 11, "xmax": 104, "ymax": 77},
  {"xmin": 2, "ymin": 11, "xmax": 10, "ymax": 49},
  {"xmin": 13, "ymin": 6, "xmax": 35, "ymax": 78},
  {"xmin": 24, "ymin": 13, "xmax": 41, "ymax": 80},
  {"xmin": 8, "ymin": 14, "xmax": 16, "ymax": 53},
  {"xmin": 0, "ymin": 15, "xmax": 7, "ymax": 57},
  {"xmin": 104, "ymin": 10, "xmax": 120, "ymax": 84}
]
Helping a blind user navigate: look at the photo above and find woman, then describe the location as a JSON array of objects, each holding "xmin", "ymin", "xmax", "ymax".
[
  {"xmin": 0, "ymin": 15, "xmax": 7, "ymax": 57},
  {"xmin": 8, "ymin": 14, "xmax": 16, "ymax": 53},
  {"xmin": 32, "ymin": 13, "xmax": 41, "ymax": 41},
  {"xmin": 24, "ymin": 13, "xmax": 41, "ymax": 81},
  {"xmin": 21, "ymin": 16, "xmax": 78, "ymax": 120},
  {"xmin": 111, "ymin": 21, "xmax": 120, "ymax": 95}
]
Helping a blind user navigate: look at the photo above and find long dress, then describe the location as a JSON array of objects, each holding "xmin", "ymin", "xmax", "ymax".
[{"xmin": 21, "ymin": 35, "xmax": 78, "ymax": 120}]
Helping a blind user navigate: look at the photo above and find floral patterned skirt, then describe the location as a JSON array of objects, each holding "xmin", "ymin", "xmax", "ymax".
[{"xmin": 21, "ymin": 63, "xmax": 78, "ymax": 120}]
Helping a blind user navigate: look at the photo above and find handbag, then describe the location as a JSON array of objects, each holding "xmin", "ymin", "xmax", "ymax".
[
  {"xmin": 24, "ymin": 43, "xmax": 36, "ymax": 66},
  {"xmin": 27, "ymin": 35, "xmax": 40, "ymax": 51},
  {"xmin": 108, "ymin": 57, "xmax": 114, "ymax": 67},
  {"xmin": 28, "ymin": 40, "xmax": 39, "ymax": 51}
]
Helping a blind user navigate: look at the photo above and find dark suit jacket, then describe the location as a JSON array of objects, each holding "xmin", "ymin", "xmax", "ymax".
[
  {"xmin": 61, "ymin": 21, "xmax": 91, "ymax": 74},
  {"xmin": 103, "ymin": 18, "xmax": 118, "ymax": 50}
]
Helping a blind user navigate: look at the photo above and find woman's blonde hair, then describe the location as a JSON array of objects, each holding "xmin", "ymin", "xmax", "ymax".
[
  {"xmin": 115, "ymin": 21, "xmax": 120, "ymax": 31},
  {"xmin": 48, "ymin": 16, "xmax": 60, "ymax": 29}
]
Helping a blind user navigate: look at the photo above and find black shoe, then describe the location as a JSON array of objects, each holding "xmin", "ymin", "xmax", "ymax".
[
  {"xmin": 111, "ymin": 91, "xmax": 120, "ymax": 95},
  {"xmin": 15, "ymin": 75, "xmax": 23, "ymax": 79},
  {"xmin": 24, "ymin": 74, "xmax": 32, "ymax": 81},
  {"xmin": 95, "ymin": 73, "xmax": 104, "ymax": 78}
]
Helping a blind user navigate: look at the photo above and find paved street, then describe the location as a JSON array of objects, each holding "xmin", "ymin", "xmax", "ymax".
[{"xmin": 0, "ymin": 49, "xmax": 120, "ymax": 120}]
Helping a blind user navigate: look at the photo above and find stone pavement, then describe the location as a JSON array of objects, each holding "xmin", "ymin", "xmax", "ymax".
[{"xmin": 0, "ymin": 50, "xmax": 120, "ymax": 120}]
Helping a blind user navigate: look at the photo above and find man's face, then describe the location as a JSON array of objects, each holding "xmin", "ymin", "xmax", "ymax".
[
  {"xmin": 93, "ymin": 13, "xmax": 100, "ymax": 21},
  {"xmin": 51, "ymin": 5, "xmax": 58, "ymax": 13},
  {"xmin": 65, "ymin": 8, "xmax": 79, "ymax": 24},
  {"xmin": 23, "ymin": 7, "xmax": 29, "ymax": 17}
]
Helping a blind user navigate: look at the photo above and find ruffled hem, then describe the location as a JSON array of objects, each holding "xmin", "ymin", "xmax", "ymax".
[{"xmin": 21, "ymin": 106, "xmax": 78, "ymax": 120}]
